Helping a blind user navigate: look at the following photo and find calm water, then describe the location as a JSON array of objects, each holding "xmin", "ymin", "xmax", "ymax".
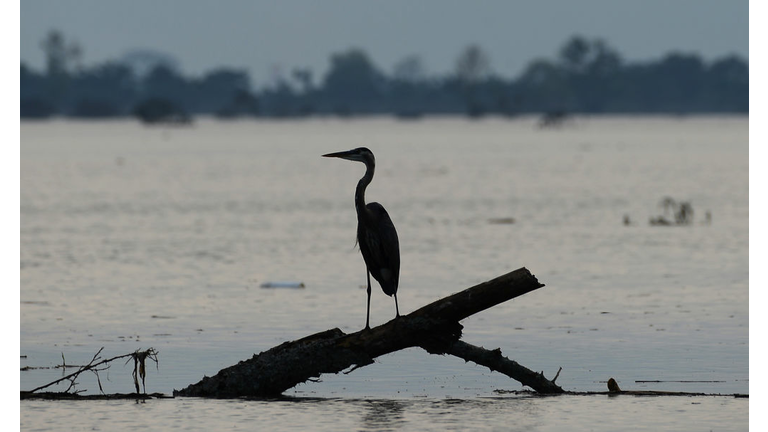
[{"xmin": 21, "ymin": 116, "xmax": 748, "ymax": 430}]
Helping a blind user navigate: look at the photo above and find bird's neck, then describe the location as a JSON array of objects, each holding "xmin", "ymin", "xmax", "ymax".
[{"xmin": 354, "ymin": 162, "xmax": 375, "ymax": 217}]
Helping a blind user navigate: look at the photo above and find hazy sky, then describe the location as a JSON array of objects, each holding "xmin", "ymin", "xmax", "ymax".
[{"xmin": 20, "ymin": 1, "xmax": 748, "ymax": 88}]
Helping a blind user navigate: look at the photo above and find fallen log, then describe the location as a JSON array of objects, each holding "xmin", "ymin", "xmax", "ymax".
[{"xmin": 174, "ymin": 267, "xmax": 562, "ymax": 398}]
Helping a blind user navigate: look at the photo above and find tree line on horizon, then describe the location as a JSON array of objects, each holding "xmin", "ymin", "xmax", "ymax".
[{"xmin": 20, "ymin": 30, "xmax": 748, "ymax": 121}]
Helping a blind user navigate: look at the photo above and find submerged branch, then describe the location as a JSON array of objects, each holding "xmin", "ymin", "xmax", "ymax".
[{"xmin": 440, "ymin": 341, "xmax": 563, "ymax": 394}]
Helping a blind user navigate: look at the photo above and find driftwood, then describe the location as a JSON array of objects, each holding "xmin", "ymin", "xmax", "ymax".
[
  {"xmin": 21, "ymin": 348, "xmax": 159, "ymax": 398},
  {"xmin": 175, "ymin": 267, "xmax": 564, "ymax": 398}
]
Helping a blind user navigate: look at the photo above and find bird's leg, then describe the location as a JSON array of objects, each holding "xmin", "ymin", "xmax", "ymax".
[
  {"xmin": 365, "ymin": 271, "xmax": 372, "ymax": 330},
  {"xmin": 394, "ymin": 293, "xmax": 400, "ymax": 317}
]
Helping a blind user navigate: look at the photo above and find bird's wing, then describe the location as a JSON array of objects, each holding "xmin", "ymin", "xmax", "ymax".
[{"xmin": 364, "ymin": 202, "xmax": 400, "ymax": 287}]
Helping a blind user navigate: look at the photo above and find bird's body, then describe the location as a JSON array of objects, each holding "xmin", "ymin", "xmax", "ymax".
[
  {"xmin": 323, "ymin": 147, "xmax": 400, "ymax": 329},
  {"xmin": 357, "ymin": 201, "xmax": 400, "ymax": 297}
]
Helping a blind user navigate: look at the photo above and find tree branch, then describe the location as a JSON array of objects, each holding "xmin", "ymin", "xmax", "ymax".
[
  {"xmin": 441, "ymin": 340, "xmax": 563, "ymax": 393},
  {"xmin": 25, "ymin": 348, "xmax": 159, "ymax": 395},
  {"xmin": 175, "ymin": 267, "xmax": 560, "ymax": 398}
]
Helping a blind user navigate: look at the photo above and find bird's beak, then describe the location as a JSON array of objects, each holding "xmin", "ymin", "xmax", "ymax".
[{"xmin": 322, "ymin": 150, "xmax": 356, "ymax": 160}]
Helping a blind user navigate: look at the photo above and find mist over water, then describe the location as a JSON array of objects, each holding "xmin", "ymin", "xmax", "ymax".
[{"xmin": 21, "ymin": 116, "xmax": 748, "ymax": 430}]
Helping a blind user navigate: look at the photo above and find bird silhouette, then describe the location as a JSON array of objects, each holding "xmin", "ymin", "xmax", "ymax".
[{"xmin": 323, "ymin": 147, "xmax": 400, "ymax": 329}]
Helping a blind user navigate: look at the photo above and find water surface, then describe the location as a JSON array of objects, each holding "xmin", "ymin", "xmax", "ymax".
[{"xmin": 21, "ymin": 116, "xmax": 748, "ymax": 430}]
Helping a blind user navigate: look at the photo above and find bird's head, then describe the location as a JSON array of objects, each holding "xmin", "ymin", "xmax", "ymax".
[{"xmin": 322, "ymin": 147, "xmax": 375, "ymax": 166}]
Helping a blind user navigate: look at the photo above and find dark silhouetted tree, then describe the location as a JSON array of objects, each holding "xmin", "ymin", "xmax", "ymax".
[
  {"xmin": 142, "ymin": 64, "xmax": 191, "ymax": 106},
  {"xmin": 21, "ymin": 64, "xmax": 55, "ymax": 118},
  {"xmin": 388, "ymin": 55, "xmax": 430, "ymax": 117},
  {"xmin": 516, "ymin": 59, "xmax": 570, "ymax": 111},
  {"xmin": 322, "ymin": 49, "xmax": 385, "ymax": 113},
  {"xmin": 70, "ymin": 62, "xmax": 136, "ymax": 116},
  {"xmin": 455, "ymin": 44, "xmax": 491, "ymax": 84},
  {"xmin": 39, "ymin": 30, "xmax": 82, "ymax": 110},
  {"xmin": 21, "ymin": 32, "xmax": 748, "ymax": 118},
  {"xmin": 559, "ymin": 36, "xmax": 590, "ymax": 72},
  {"xmin": 455, "ymin": 45, "xmax": 492, "ymax": 116},
  {"xmin": 121, "ymin": 50, "xmax": 180, "ymax": 78},
  {"xmin": 393, "ymin": 55, "xmax": 426, "ymax": 83},
  {"xmin": 291, "ymin": 68, "xmax": 314, "ymax": 93},
  {"xmin": 40, "ymin": 30, "xmax": 81, "ymax": 78},
  {"xmin": 197, "ymin": 68, "xmax": 251, "ymax": 112},
  {"xmin": 652, "ymin": 53, "xmax": 706, "ymax": 111},
  {"xmin": 704, "ymin": 55, "xmax": 748, "ymax": 111}
]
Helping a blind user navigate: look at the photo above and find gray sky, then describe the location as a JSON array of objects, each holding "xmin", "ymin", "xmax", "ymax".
[{"xmin": 20, "ymin": 0, "xmax": 748, "ymax": 88}]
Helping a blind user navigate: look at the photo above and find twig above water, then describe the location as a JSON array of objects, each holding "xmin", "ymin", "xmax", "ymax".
[{"xmin": 24, "ymin": 347, "xmax": 159, "ymax": 396}]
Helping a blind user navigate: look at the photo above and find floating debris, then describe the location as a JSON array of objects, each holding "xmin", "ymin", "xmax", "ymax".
[
  {"xmin": 608, "ymin": 377, "xmax": 621, "ymax": 392},
  {"xmin": 21, "ymin": 347, "xmax": 159, "ymax": 397},
  {"xmin": 488, "ymin": 217, "xmax": 516, "ymax": 225},
  {"xmin": 649, "ymin": 197, "xmax": 696, "ymax": 226},
  {"xmin": 260, "ymin": 281, "xmax": 306, "ymax": 289},
  {"xmin": 649, "ymin": 216, "xmax": 673, "ymax": 226},
  {"xmin": 21, "ymin": 300, "xmax": 51, "ymax": 306}
]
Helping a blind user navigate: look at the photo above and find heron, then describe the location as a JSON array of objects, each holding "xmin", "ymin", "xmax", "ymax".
[{"xmin": 323, "ymin": 147, "xmax": 400, "ymax": 330}]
